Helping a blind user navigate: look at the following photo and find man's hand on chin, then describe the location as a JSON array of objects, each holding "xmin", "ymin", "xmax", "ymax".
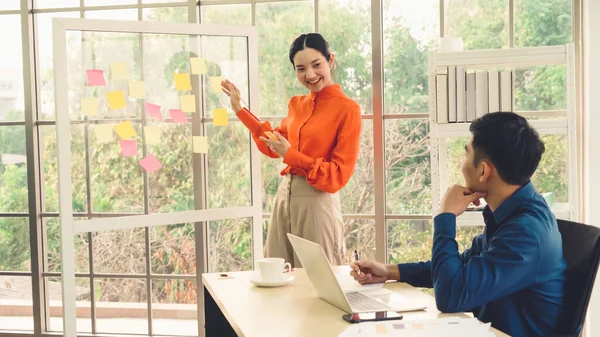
[{"xmin": 440, "ymin": 185, "xmax": 487, "ymax": 217}]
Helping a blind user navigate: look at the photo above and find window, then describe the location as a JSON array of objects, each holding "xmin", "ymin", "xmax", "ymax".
[
  {"xmin": 0, "ymin": 1, "xmax": 19, "ymax": 10},
  {"xmin": 35, "ymin": 0, "xmax": 79, "ymax": 9},
  {"xmin": 515, "ymin": 65, "xmax": 567, "ymax": 112},
  {"xmin": 0, "ymin": 14, "xmax": 29, "ymax": 332},
  {"xmin": 384, "ymin": 0, "xmax": 438, "ymax": 115},
  {"xmin": 444, "ymin": 0, "xmax": 509, "ymax": 50},
  {"xmin": 515, "ymin": 0, "xmax": 572, "ymax": 48},
  {"xmin": 320, "ymin": 0, "xmax": 372, "ymax": 115},
  {"xmin": 385, "ymin": 119, "xmax": 431, "ymax": 215},
  {"xmin": 1, "ymin": 0, "xmax": 578, "ymax": 335},
  {"xmin": 388, "ymin": 220, "xmax": 432, "ymax": 264},
  {"xmin": 143, "ymin": 6, "xmax": 188, "ymax": 22},
  {"xmin": 255, "ymin": 1, "xmax": 313, "ymax": 118},
  {"xmin": 0, "ymin": 14, "xmax": 24, "ymax": 122},
  {"xmin": 0, "ymin": 126, "xmax": 27, "ymax": 212},
  {"xmin": 200, "ymin": 4, "xmax": 251, "ymax": 25}
]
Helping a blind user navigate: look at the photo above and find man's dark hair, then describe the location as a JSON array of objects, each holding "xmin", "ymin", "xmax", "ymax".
[{"xmin": 469, "ymin": 112, "xmax": 545, "ymax": 186}]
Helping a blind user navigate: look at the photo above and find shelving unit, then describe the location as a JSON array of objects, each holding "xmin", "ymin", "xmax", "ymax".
[{"xmin": 428, "ymin": 43, "xmax": 578, "ymax": 226}]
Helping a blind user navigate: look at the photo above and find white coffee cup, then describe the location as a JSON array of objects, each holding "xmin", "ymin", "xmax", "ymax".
[{"xmin": 257, "ymin": 258, "xmax": 292, "ymax": 282}]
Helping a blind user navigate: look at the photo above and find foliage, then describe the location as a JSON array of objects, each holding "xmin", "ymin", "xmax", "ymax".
[{"xmin": 0, "ymin": 0, "xmax": 572, "ymax": 308}]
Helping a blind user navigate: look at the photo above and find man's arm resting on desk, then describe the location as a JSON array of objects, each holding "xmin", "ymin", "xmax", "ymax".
[
  {"xmin": 398, "ymin": 261, "xmax": 433, "ymax": 288},
  {"xmin": 350, "ymin": 261, "xmax": 433, "ymax": 288},
  {"xmin": 350, "ymin": 234, "xmax": 481, "ymax": 289}
]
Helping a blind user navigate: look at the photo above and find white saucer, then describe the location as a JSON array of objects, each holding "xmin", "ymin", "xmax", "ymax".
[{"xmin": 249, "ymin": 273, "xmax": 294, "ymax": 287}]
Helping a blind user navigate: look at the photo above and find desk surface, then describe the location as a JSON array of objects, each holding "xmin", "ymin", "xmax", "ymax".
[{"xmin": 202, "ymin": 266, "xmax": 509, "ymax": 337}]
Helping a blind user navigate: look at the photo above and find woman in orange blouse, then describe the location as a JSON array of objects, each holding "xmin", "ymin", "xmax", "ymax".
[{"xmin": 221, "ymin": 33, "xmax": 361, "ymax": 267}]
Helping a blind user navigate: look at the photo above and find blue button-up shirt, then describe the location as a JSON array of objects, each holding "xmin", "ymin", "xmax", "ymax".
[{"xmin": 398, "ymin": 182, "xmax": 566, "ymax": 337}]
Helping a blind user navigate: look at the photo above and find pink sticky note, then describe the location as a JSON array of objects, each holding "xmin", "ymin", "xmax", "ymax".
[
  {"xmin": 169, "ymin": 109, "xmax": 188, "ymax": 123},
  {"xmin": 120, "ymin": 140, "xmax": 138, "ymax": 157},
  {"xmin": 86, "ymin": 69, "xmax": 106, "ymax": 86},
  {"xmin": 145, "ymin": 102, "xmax": 162, "ymax": 120},
  {"xmin": 139, "ymin": 154, "xmax": 162, "ymax": 173}
]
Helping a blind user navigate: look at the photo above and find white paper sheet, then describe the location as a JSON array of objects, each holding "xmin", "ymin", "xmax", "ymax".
[
  {"xmin": 335, "ymin": 270, "xmax": 385, "ymax": 292},
  {"xmin": 339, "ymin": 317, "xmax": 495, "ymax": 337}
]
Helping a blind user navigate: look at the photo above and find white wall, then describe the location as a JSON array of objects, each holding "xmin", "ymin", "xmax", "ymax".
[{"xmin": 585, "ymin": 0, "xmax": 600, "ymax": 335}]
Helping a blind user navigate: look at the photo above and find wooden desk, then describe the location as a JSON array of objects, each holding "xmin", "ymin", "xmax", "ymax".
[{"xmin": 202, "ymin": 267, "xmax": 509, "ymax": 337}]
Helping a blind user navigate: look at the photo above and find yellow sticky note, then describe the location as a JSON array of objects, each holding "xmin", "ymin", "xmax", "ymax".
[
  {"xmin": 190, "ymin": 57, "xmax": 207, "ymax": 75},
  {"xmin": 81, "ymin": 97, "xmax": 99, "ymax": 116},
  {"xmin": 95, "ymin": 124, "xmax": 113, "ymax": 143},
  {"xmin": 107, "ymin": 90, "xmax": 126, "ymax": 110},
  {"xmin": 129, "ymin": 80, "xmax": 145, "ymax": 99},
  {"xmin": 110, "ymin": 62, "xmax": 128, "ymax": 80},
  {"xmin": 213, "ymin": 108, "xmax": 229, "ymax": 126},
  {"xmin": 144, "ymin": 125, "xmax": 161, "ymax": 145},
  {"xmin": 180, "ymin": 95, "xmax": 196, "ymax": 113},
  {"xmin": 193, "ymin": 136, "xmax": 208, "ymax": 153},
  {"xmin": 114, "ymin": 120, "xmax": 137, "ymax": 140},
  {"xmin": 209, "ymin": 76, "xmax": 224, "ymax": 94},
  {"xmin": 174, "ymin": 73, "xmax": 192, "ymax": 91}
]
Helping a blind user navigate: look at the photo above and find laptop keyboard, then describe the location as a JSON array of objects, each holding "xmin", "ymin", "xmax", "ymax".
[{"xmin": 346, "ymin": 291, "xmax": 392, "ymax": 312}]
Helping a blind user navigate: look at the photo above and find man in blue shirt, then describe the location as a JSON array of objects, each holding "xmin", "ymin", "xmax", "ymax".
[{"xmin": 351, "ymin": 112, "xmax": 566, "ymax": 337}]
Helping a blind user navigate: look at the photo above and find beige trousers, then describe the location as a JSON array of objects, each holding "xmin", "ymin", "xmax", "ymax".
[{"xmin": 264, "ymin": 174, "xmax": 344, "ymax": 267}]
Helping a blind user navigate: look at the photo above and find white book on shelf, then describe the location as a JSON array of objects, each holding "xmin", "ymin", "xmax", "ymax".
[
  {"xmin": 466, "ymin": 72, "xmax": 476, "ymax": 122},
  {"xmin": 436, "ymin": 73, "xmax": 448, "ymax": 124},
  {"xmin": 475, "ymin": 71, "xmax": 489, "ymax": 118},
  {"xmin": 500, "ymin": 71, "xmax": 513, "ymax": 111},
  {"xmin": 488, "ymin": 71, "xmax": 500, "ymax": 113},
  {"xmin": 456, "ymin": 67, "xmax": 466, "ymax": 122},
  {"xmin": 448, "ymin": 67, "xmax": 457, "ymax": 123}
]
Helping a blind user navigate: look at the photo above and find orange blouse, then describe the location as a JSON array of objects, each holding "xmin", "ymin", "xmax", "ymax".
[{"xmin": 236, "ymin": 84, "xmax": 361, "ymax": 193}]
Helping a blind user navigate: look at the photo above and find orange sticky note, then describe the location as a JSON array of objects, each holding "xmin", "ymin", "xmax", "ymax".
[
  {"xmin": 144, "ymin": 125, "xmax": 161, "ymax": 145},
  {"xmin": 264, "ymin": 131, "xmax": 278, "ymax": 140},
  {"xmin": 180, "ymin": 95, "xmax": 196, "ymax": 113},
  {"xmin": 114, "ymin": 120, "xmax": 137, "ymax": 140},
  {"xmin": 193, "ymin": 136, "xmax": 208, "ymax": 153},
  {"xmin": 81, "ymin": 97, "xmax": 99, "ymax": 116},
  {"xmin": 94, "ymin": 124, "xmax": 113, "ymax": 143},
  {"xmin": 375, "ymin": 324, "xmax": 388, "ymax": 334},
  {"xmin": 213, "ymin": 108, "xmax": 228, "ymax": 126},
  {"xmin": 128, "ymin": 80, "xmax": 145, "ymax": 99},
  {"xmin": 209, "ymin": 76, "xmax": 224, "ymax": 94},
  {"xmin": 190, "ymin": 57, "xmax": 207, "ymax": 75},
  {"xmin": 110, "ymin": 62, "xmax": 128, "ymax": 80},
  {"xmin": 173, "ymin": 73, "xmax": 192, "ymax": 91},
  {"xmin": 107, "ymin": 90, "xmax": 126, "ymax": 110}
]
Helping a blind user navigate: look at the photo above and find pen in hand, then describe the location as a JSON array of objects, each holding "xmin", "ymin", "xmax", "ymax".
[{"xmin": 354, "ymin": 249, "xmax": 362, "ymax": 276}]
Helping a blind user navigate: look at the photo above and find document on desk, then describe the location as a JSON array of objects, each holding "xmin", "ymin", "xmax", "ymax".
[
  {"xmin": 338, "ymin": 317, "xmax": 495, "ymax": 337},
  {"xmin": 335, "ymin": 270, "xmax": 384, "ymax": 292}
]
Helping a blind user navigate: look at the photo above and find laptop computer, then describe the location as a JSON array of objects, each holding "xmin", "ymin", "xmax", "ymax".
[{"xmin": 287, "ymin": 233, "xmax": 427, "ymax": 314}]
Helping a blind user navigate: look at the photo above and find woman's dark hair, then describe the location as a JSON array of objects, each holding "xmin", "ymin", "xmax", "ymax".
[{"xmin": 288, "ymin": 33, "xmax": 332, "ymax": 66}]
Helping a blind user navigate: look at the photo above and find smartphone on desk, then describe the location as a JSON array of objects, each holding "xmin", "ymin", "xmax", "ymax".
[{"xmin": 342, "ymin": 311, "xmax": 403, "ymax": 324}]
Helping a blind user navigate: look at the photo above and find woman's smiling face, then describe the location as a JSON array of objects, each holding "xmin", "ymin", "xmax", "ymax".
[{"xmin": 293, "ymin": 47, "xmax": 334, "ymax": 92}]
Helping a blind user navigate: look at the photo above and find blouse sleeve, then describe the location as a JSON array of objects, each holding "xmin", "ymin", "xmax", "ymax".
[{"xmin": 235, "ymin": 107, "xmax": 289, "ymax": 158}]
